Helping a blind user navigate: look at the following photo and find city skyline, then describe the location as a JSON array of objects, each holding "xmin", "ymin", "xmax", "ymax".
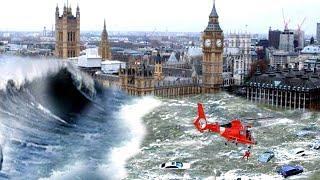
[{"xmin": 0, "ymin": 0, "xmax": 319, "ymax": 35}]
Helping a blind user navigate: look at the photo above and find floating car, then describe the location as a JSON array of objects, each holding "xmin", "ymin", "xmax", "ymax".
[
  {"xmin": 296, "ymin": 125, "xmax": 318, "ymax": 137},
  {"xmin": 277, "ymin": 165, "xmax": 303, "ymax": 178},
  {"xmin": 309, "ymin": 140, "xmax": 320, "ymax": 150},
  {"xmin": 292, "ymin": 148, "xmax": 307, "ymax": 157},
  {"xmin": 160, "ymin": 162, "xmax": 190, "ymax": 170},
  {"xmin": 258, "ymin": 150, "xmax": 274, "ymax": 163}
]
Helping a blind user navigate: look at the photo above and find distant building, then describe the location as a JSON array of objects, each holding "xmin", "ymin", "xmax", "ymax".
[
  {"xmin": 256, "ymin": 39, "xmax": 269, "ymax": 60},
  {"xmin": 98, "ymin": 20, "xmax": 112, "ymax": 61},
  {"xmin": 268, "ymin": 29, "xmax": 281, "ymax": 49},
  {"xmin": 279, "ymin": 29, "xmax": 294, "ymax": 52},
  {"xmin": 298, "ymin": 45, "xmax": 320, "ymax": 70},
  {"xmin": 267, "ymin": 48, "xmax": 298, "ymax": 67},
  {"xmin": 294, "ymin": 30, "xmax": 305, "ymax": 50},
  {"xmin": 224, "ymin": 33, "xmax": 252, "ymax": 85},
  {"xmin": 55, "ymin": 4, "xmax": 80, "ymax": 59},
  {"xmin": 317, "ymin": 23, "xmax": 320, "ymax": 44}
]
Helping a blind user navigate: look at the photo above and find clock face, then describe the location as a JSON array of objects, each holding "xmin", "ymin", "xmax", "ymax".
[
  {"xmin": 204, "ymin": 39, "xmax": 211, "ymax": 47},
  {"xmin": 216, "ymin": 39, "xmax": 222, "ymax": 48}
]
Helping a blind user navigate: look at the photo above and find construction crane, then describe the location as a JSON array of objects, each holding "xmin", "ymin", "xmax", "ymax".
[
  {"xmin": 297, "ymin": 17, "xmax": 306, "ymax": 33},
  {"xmin": 282, "ymin": 8, "xmax": 291, "ymax": 30},
  {"xmin": 297, "ymin": 17, "xmax": 307, "ymax": 49}
]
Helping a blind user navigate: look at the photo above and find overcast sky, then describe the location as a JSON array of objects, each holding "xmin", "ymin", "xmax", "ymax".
[{"xmin": 0, "ymin": 0, "xmax": 319, "ymax": 35}]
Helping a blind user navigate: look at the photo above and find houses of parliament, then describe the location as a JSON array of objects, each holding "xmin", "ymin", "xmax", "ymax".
[
  {"xmin": 55, "ymin": 2, "xmax": 224, "ymax": 97},
  {"xmin": 55, "ymin": 4, "xmax": 80, "ymax": 59}
]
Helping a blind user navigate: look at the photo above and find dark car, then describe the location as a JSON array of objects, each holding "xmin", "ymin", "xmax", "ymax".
[{"xmin": 277, "ymin": 165, "xmax": 303, "ymax": 178}]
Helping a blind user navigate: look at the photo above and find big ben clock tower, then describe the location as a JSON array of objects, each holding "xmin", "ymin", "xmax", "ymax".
[{"xmin": 202, "ymin": 0, "xmax": 224, "ymax": 93}]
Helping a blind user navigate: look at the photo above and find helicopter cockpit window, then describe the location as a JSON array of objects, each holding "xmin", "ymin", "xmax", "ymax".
[{"xmin": 221, "ymin": 123, "xmax": 232, "ymax": 128}]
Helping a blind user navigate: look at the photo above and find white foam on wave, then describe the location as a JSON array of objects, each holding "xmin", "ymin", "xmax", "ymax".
[
  {"xmin": 37, "ymin": 104, "xmax": 68, "ymax": 124},
  {"xmin": 39, "ymin": 161, "xmax": 87, "ymax": 180},
  {"xmin": 40, "ymin": 97, "xmax": 161, "ymax": 180},
  {"xmin": 217, "ymin": 169, "xmax": 280, "ymax": 180},
  {"xmin": 274, "ymin": 146, "xmax": 320, "ymax": 165},
  {"xmin": 0, "ymin": 56, "xmax": 63, "ymax": 90},
  {"xmin": 98, "ymin": 96, "xmax": 161, "ymax": 179},
  {"xmin": 261, "ymin": 118, "xmax": 294, "ymax": 127},
  {"xmin": 0, "ymin": 114, "xmax": 17, "ymax": 174}
]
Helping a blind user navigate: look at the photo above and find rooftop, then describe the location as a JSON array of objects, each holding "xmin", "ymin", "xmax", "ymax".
[
  {"xmin": 301, "ymin": 45, "xmax": 320, "ymax": 54},
  {"xmin": 247, "ymin": 65, "xmax": 320, "ymax": 92}
]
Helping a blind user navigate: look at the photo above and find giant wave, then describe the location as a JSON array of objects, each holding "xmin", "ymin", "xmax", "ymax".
[{"xmin": 0, "ymin": 56, "xmax": 160, "ymax": 179}]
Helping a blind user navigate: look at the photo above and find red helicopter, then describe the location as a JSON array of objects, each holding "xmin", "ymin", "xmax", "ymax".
[{"xmin": 193, "ymin": 103, "xmax": 257, "ymax": 146}]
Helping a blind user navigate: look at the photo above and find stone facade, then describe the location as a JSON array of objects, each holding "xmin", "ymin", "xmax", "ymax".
[
  {"xmin": 116, "ymin": 56, "xmax": 201, "ymax": 97},
  {"xmin": 246, "ymin": 66, "xmax": 320, "ymax": 110},
  {"xmin": 224, "ymin": 33, "xmax": 251, "ymax": 85},
  {"xmin": 154, "ymin": 53, "xmax": 164, "ymax": 81},
  {"xmin": 266, "ymin": 48, "xmax": 298, "ymax": 68},
  {"xmin": 202, "ymin": 0, "xmax": 224, "ymax": 93},
  {"xmin": 119, "ymin": 65, "xmax": 155, "ymax": 96},
  {"xmin": 55, "ymin": 5, "xmax": 80, "ymax": 59}
]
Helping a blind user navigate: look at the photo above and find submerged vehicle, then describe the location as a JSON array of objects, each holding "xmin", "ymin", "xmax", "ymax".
[
  {"xmin": 193, "ymin": 103, "xmax": 257, "ymax": 146},
  {"xmin": 160, "ymin": 162, "xmax": 190, "ymax": 170},
  {"xmin": 296, "ymin": 124, "xmax": 318, "ymax": 137},
  {"xmin": 309, "ymin": 140, "xmax": 320, "ymax": 150},
  {"xmin": 291, "ymin": 148, "xmax": 307, "ymax": 157},
  {"xmin": 258, "ymin": 151, "xmax": 274, "ymax": 163},
  {"xmin": 277, "ymin": 165, "xmax": 303, "ymax": 178}
]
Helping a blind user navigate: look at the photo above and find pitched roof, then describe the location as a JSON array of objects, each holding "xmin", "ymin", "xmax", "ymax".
[
  {"xmin": 166, "ymin": 52, "xmax": 181, "ymax": 65},
  {"xmin": 247, "ymin": 67, "xmax": 320, "ymax": 92}
]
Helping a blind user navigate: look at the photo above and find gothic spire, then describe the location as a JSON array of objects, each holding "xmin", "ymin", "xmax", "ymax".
[
  {"xmin": 76, "ymin": 4, "xmax": 80, "ymax": 16},
  {"xmin": 209, "ymin": 0, "xmax": 219, "ymax": 17},
  {"xmin": 104, "ymin": 19, "xmax": 106, "ymax": 31},
  {"xmin": 205, "ymin": 0, "xmax": 221, "ymax": 32},
  {"xmin": 68, "ymin": 5, "xmax": 72, "ymax": 14},
  {"xmin": 102, "ymin": 19, "xmax": 108, "ymax": 37},
  {"xmin": 101, "ymin": 19, "xmax": 109, "ymax": 43},
  {"xmin": 56, "ymin": 4, "xmax": 59, "ymax": 17}
]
